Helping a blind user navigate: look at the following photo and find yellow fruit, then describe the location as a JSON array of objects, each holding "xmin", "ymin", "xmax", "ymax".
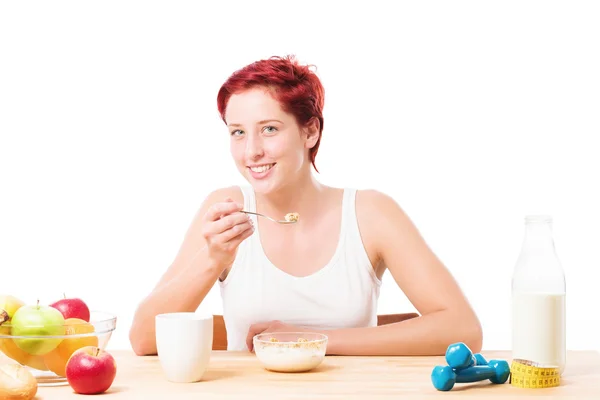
[
  {"xmin": 0, "ymin": 325, "xmax": 48, "ymax": 371},
  {"xmin": 0, "ymin": 295, "xmax": 25, "ymax": 325},
  {"xmin": 43, "ymin": 318, "xmax": 98, "ymax": 377}
]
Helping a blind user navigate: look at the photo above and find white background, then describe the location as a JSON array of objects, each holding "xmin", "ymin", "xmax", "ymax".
[{"xmin": 1, "ymin": 1, "xmax": 598, "ymax": 353}]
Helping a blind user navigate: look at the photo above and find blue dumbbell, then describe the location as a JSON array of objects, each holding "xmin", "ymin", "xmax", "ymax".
[
  {"xmin": 431, "ymin": 359, "xmax": 511, "ymax": 391},
  {"xmin": 474, "ymin": 353, "xmax": 487, "ymax": 365},
  {"xmin": 445, "ymin": 342, "xmax": 487, "ymax": 370}
]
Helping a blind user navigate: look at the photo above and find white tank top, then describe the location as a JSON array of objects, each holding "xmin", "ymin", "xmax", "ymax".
[{"xmin": 218, "ymin": 185, "xmax": 382, "ymax": 351}]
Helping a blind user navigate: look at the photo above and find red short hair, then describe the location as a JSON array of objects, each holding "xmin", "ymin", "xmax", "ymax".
[{"xmin": 217, "ymin": 55, "xmax": 325, "ymax": 172}]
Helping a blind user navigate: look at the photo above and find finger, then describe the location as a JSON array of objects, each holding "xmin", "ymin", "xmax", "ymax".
[
  {"xmin": 246, "ymin": 322, "xmax": 271, "ymax": 351},
  {"xmin": 223, "ymin": 225, "xmax": 255, "ymax": 253},
  {"xmin": 209, "ymin": 212, "xmax": 251, "ymax": 236},
  {"xmin": 218, "ymin": 198, "xmax": 236, "ymax": 220},
  {"xmin": 218, "ymin": 220, "xmax": 253, "ymax": 243},
  {"xmin": 221, "ymin": 197, "xmax": 235, "ymax": 211},
  {"xmin": 217, "ymin": 223, "xmax": 254, "ymax": 253},
  {"xmin": 204, "ymin": 201, "xmax": 244, "ymax": 222},
  {"xmin": 235, "ymin": 223, "xmax": 255, "ymax": 243}
]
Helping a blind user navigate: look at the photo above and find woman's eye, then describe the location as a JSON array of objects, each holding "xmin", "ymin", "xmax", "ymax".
[
  {"xmin": 263, "ymin": 126, "xmax": 277, "ymax": 133},
  {"xmin": 231, "ymin": 130, "xmax": 243, "ymax": 136}
]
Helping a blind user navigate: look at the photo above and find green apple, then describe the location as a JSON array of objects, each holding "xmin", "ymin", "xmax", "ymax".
[{"xmin": 11, "ymin": 301, "xmax": 66, "ymax": 356}]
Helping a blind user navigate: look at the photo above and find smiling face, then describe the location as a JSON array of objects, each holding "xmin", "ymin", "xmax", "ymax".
[{"xmin": 225, "ymin": 87, "xmax": 319, "ymax": 194}]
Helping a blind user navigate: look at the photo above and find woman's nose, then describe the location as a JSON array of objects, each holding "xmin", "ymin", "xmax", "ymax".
[{"xmin": 245, "ymin": 135, "xmax": 264, "ymax": 158}]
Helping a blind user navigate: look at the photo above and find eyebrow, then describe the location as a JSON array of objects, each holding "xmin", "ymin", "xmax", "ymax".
[{"xmin": 228, "ymin": 119, "xmax": 284, "ymax": 127}]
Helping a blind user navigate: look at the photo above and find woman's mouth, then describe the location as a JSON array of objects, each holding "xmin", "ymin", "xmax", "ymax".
[
  {"xmin": 248, "ymin": 163, "xmax": 276, "ymax": 179},
  {"xmin": 249, "ymin": 163, "xmax": 275, "ymax": 173}
]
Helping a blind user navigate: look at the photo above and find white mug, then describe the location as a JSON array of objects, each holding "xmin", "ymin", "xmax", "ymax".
[{"xmin": 155, "ymin": 312, "xmax": 214, "ymax": 383}]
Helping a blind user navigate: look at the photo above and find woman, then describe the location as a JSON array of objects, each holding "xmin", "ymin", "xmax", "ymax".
[{"xmin": 129, "ymin": 55, "xmax": 482, "ymax": 356}]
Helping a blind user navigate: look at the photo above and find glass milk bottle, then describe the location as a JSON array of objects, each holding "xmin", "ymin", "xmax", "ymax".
[{"xmin": 511, "ymin": 215, "xmax": 566, "ymax": 374}]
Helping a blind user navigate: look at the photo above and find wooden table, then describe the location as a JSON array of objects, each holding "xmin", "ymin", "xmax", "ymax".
[{"xmin": 30, "ymin": 350, "xmax": 600, "ymax": 399}]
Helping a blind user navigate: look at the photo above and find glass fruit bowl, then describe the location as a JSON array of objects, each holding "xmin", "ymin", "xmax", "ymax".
[
  {"xmin": 253, "ymin": 332, "xmax": 327, "ymax": 373},
  {"xmin": 0, "ymin": 311, "xmax": 116, "ymax": 386}
]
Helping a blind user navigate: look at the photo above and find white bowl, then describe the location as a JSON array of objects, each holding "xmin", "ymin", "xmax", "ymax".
[{"xmin": 253, "ymin": 332, "xmax": 327, "ymax": 373}]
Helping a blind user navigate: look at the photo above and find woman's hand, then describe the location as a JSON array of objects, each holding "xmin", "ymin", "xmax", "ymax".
[
  {"xmin": 245, "ymin": 320, "xmax": 307, "ymax": 351},
  {"xmin": 200, "ymin": 197, "xmax": 254, "ymax": 271}
]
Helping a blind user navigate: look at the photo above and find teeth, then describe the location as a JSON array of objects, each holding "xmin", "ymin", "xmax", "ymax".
[{"xmin": 250, "ymin": 164, "xmax": 274, "ymax": 173}]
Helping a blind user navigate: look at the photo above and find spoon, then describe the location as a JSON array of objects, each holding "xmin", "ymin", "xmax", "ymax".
[{"xmin": 241, "ymin": 211, "xmax": 299, "ymax": 224}]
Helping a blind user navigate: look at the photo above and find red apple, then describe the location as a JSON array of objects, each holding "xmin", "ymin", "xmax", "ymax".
[
  {"xmin": 50, "ymin": 294, "xmax": 90, "ymax": 322},
  {"xmin": 65, "ymin": 346, "xmax": 117, "ymax": 394}
]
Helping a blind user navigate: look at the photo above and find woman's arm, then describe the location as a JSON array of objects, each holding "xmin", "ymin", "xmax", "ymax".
[
  {"xmin": 128, "ymin": 186, "xmax": 246, "ymax": 356},
  {"xmin": 325, "ymin": 190, "xmax": 482, "ymax": 356},
  {"xmin": 128, "ymin": 248, "xmax": 223, "ymax": 356}
]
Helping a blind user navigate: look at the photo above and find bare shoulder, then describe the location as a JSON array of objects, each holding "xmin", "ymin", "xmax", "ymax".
[
  {"xmin": 353, "ymin": 190, "xmax": 399, "ymax": 269},
  {"xmin": 201, "ymin": 185, "xmax": 244, "ymax": 208},
  {"xmin": 355, "ymin": 189, "xmax": 410, "ymax": 229},
  {"xmin": 355, "ymin": 189, "xmax": 418, "ymax": 261},
  {"xmin": 355, "ymin": 188, "xmax": 399, "ymax": 209}
]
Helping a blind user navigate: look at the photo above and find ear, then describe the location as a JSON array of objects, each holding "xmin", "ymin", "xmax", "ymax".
[{"xmin": 303, "ymin": 117, "xmax": 321, "ymax": 149}]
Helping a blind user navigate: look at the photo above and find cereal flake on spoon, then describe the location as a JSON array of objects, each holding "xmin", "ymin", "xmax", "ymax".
[{"xmin": 284, "ymin": 212, "xmax": 299, "ymax": 222}]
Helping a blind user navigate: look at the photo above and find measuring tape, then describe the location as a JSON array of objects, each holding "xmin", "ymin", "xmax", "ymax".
[{"xmin": 510, "ymin": 359, "xmax": 561, "ymax": 388}]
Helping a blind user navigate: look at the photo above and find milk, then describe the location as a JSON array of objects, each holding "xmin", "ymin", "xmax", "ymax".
[
  {"xmin": 256, "ymin": 346, "xmax": 325, "ymax": 372},
  {"xmin": 512, "ymin": 291, "xmax": 566, "ymax": 374}
]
